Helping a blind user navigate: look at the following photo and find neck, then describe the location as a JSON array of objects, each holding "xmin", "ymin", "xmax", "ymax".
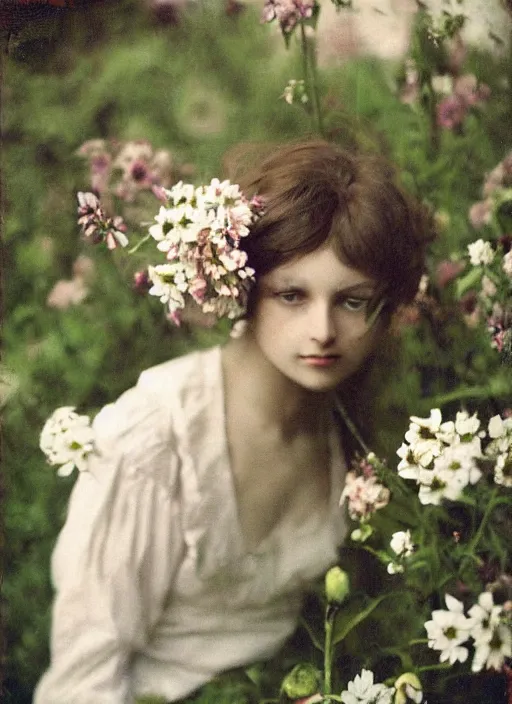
[{"xmin": 222, "ymin": 331, "xmax": 333, "ymax": 438}]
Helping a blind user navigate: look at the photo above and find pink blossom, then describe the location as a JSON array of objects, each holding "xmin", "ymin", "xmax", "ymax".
[
  {"xmin": 454, "ymin": 74, "xmax": 479, "ymax": 106},
  {"xmin": 189, "ymin": 277, "xmax": 208, "ymax": 303},
  {"xmin": 90, "ymin": 153, "xmax": 112, "ymax": 194},
  {"xmin": 340, "ymin": 471, "xmax": 390, "ymax": 522},
  {"xmin": 435, "ymin": 260, "xmax": 465, "ymax": 288},
  {"xmin": 469, "ymin": 200, "xmax": 493, "ymax": 229},
  {"xmin": 483, "ymin": 164, "xmax": 505, "ymax": 197},
  {"xmin": 503, "ymin": 251, "xmax": 512, "ymax": 277},
  {"xmin": 46, "ymin": 278, "xmax": 88, "ymax": 310},
  {"xmin": 437, "ymin": 95, "xmax": 467, "ymax": 130},
  {"xmin": 261, "ymin": 0, "xmax": 316, "ymax": 34},
  {"xmin": 133, "ymin": 270, "xmax": 151, "ymax": 294}
]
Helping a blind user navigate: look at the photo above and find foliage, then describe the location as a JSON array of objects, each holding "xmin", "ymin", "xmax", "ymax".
[{"xmin": 3, "ymin": 0, "xmax": 512, "ymax": 702}]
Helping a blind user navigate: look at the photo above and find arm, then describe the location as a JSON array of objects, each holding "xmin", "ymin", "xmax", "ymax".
[{"xmin": 34, "ymin": 385, "xmax": 184, "ymax": 704}]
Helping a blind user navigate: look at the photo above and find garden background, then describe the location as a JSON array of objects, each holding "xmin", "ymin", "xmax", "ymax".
[{"xmin": 2, "ymin": 0, "xmax": 512, "ymax": 702}]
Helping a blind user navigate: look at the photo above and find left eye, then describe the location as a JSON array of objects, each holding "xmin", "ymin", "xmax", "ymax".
[{"xmin": 340, "ymin": 298, "xmax": 368, "ymax": 312}]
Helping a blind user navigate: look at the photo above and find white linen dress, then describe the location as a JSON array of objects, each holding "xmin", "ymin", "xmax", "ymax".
[{"xmin": 34, "ymin": 345, "xmax": 347, "ymax": 704}]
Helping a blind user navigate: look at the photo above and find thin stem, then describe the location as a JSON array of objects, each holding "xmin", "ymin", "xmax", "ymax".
[
  {"xmin": 324, "ymin": 609, "xmax": 336, "ymax": 696},
  {"xmin": 334, "ymin": 397, "xmax": 371, "ymax": 455},
  {"xmin": 128, "ymin": 233, "xmax": 152, "ymax": 254},
  {"xmin": 300, "ymin": 23, "xmax": 323, "ymax": 136},
  {"xmin": 468, "ymin": 487, "xmax": 498, "ymax": 553}
]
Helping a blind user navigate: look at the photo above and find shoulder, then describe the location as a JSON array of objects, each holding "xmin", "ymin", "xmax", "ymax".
[
  {"xmin": 137, "ymin": 345, "xmax": 220, "ymax": 396},
  {"xmin": 88, "ymin": 345, "xmax": 222, "ymax": 487}
]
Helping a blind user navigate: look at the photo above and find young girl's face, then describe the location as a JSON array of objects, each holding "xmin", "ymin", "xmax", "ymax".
[{"xmin": 249, "ymin": 244, "xmax": 384, "ymax": 393}]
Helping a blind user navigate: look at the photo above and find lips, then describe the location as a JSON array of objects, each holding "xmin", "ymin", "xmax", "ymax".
[{"xmin": 300, "ymin": 355, "xmax": 341, "ymax": 367}]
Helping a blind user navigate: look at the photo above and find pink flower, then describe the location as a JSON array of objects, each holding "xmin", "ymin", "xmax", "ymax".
[
  {"xmin": 46, "ymin": 278, "xmax": 88, "ymax": 310},
  {"xmin": 435, "ymin": 260, "xmax": 465, "ymax": 288},
  {"xmin": 469, "ymin": 200, "xmax": 493, "ymax": 229},
  {"xmin": 261, "ymin": 0, "xmax": 316, "ymax": 34},
  {"xmin": 189, "ymin": 277, "xmax": 208, "ymax": 303},
  {"xmin": 503, "ymin": 250, "xmax": 512, "ymax": 277},
  {"xmin": 483, "ymin": 164, "xmax": 505, "ymax": 197},
  {"xmin": 90, "ymin": 153, "xmax": 112, "ymax": 194},
  {"xmin": 437, "ymin": 95, "xmax": 467, "ymax": 130},
  {"xmin": 340, "ymin": 470, "xmax": 390, "ymax": 522}
]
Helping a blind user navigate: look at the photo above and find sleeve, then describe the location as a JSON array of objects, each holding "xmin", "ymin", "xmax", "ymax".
[{"xmin": 34, "ymin": 382, "xmax": 185, "ymax": 704}]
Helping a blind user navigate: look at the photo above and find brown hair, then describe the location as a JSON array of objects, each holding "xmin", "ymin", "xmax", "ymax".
[{"xmin": 235, "ymin": 140, "xmax": 435, "ymax": 317}]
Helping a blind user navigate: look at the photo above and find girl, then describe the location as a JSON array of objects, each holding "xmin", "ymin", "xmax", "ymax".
[{"xmin": 34, "ymin": 140, "xmax": 433, "ymax": 704}]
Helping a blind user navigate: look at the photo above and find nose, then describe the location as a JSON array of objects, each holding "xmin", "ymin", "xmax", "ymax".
[{"xmin": 309, "ymin": 302, "xmax": 336, "ymax": 347}]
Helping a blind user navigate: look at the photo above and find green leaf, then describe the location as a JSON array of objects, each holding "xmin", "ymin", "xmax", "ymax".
[
  {"xmin": 332, "ymin": 592, "xmax": 398, "ymax": 645},
  {"xmin": 455, "ymin": 266, "xmax": 481, "ymax": 298}
]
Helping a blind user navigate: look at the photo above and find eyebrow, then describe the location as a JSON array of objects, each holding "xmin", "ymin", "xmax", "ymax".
[{"xmin": 268, "ymin": 278, "xmax": 376, "ymax": 295}]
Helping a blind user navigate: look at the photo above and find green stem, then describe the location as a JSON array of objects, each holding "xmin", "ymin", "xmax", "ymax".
[
  {"xmin": 128, "ymin": 233, "xmax": 152, "ymax": 254},
  {"xmin": 468, "ymin": 487, "xmax": 498, "ymax": 553},
  {"xmin": 324, "ymin": 609, "xmax": 335, "ymax": 696},
  {"xmin": 409, "ymin": 638, "xmax": 428, "ymax": 646},
  {"xmin": 300, "ymin": 23, "xmax": 324, "ymax": 136}
]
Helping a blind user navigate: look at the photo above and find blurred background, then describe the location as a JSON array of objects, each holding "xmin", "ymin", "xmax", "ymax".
[{"xmin": 2, "ymin": 1, "xmax": 512, "ymax": 702}]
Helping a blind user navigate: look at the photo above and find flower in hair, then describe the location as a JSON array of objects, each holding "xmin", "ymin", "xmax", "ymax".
[{"xmin": 146, "ymin": 178, "xmax": 264, "ymax": 325}]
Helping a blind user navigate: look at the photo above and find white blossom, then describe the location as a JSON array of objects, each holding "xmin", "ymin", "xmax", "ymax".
[
  {"xmin": 390, "ymin": 530, "xmax": 415, "ymax": 558},
  {"xmin": 341, "ymin": 669, "xmax": 395, "ymax": 704},
  {"xmin": 40, "ymin": 407, "xmax": 94, "ymax": 476},
  {"xmin": 467, "ymin": 239, "xmax": 495, "ymax": 266},
  {"xmin": 468, "ymin": 592, "xmax": 503, "ymax": 646},
  {"xmin": 425, "ymin": 594, "xmax": 472, "ymax": 665},
  {"xmin": 471, "ymin": 624, "xmax": 512, "ymax": 673}
]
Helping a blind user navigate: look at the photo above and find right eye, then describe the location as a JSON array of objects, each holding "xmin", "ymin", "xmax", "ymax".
[{"xmin": 275, "ymin": 290, "xmax": 305, "ymax": 305}]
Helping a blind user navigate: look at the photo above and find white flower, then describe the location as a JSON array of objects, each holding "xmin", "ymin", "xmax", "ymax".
[
  {"xmin": 40, "ymin": 407, "xmax": 94, "ymax": 476},
  {"xmin": 390, "ymin": 530, "xmax": 415, "ymax": 558},
  {"xmin": 396, "ymin": 443, "xmax": 422, "ymax": 480},
  {"xmin": 403, "ymin": 409, "xmax": 443, "ymax": 467},
  {"xmin": 503, "ymin": 250, "xmax": 512, "ymax": 277},
  {"xmin": 453, "ymin": 410, "xmax": 481, "ymax": 437},
  {"xmin": 424, "ymin": 594, "xmax": 472, "ymax": 664},
  {"xmin": 467, "ymin": 239, "xmax": 495, "ymax": 266},
  {"xmin": 468, "ymin": 592, "xmax": 503, "ymax": 646},
  {"xmin": 432, "ymin": 442, "xmax": 482, "ymax": 489},
  {"xmin": 417, "ymin": 465, "xmax": 465, "ymax": 505},
  {"xmin": 341, "ymin": 669, "xmax": 395, "ymax": 704},
  {"xmin": 471, "ymin": 623, "xmax": 512, "ymax": 672},
  {"xmin": 494, "ymin": 452, "xmax": 512, "ymax": 487}
]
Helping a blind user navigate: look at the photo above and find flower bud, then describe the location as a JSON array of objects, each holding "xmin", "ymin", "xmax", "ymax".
[
  {"xmin": 394, "ymin": 672, "xmax": 423, "ymax": 704},
  {"xmin": 280, "ymin": 663, "xmax": 321, "ymax": 700},
  {"xmin": 325, "ymin": 566, "xmax": 350, "ymax": 605}
]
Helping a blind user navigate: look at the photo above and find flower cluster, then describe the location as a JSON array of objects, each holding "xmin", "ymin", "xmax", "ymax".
[
  {"xmin": 261, "ymin": 0, "xmax": 317, "ymax": 35},
  {"xmin": 146, "ymin": 179, "xmax": 264, "ymax": 324},
  {"xmin": 40, "ymin": 407, "xmax": 94, "ymax": 477},
  {"xmin": 425, "ymin": 592, "xmax": 512, "ymax": 673},
  {"xmin": 397, "ymin": 408, "xmax": 483, "ymax": 505},
  {"xmin": 340, "ymin": 453, "xmax": 390, "ymax": 541},
  {"xmin": 387, "ymin": 529, "xmax": 415, "ymax": 575},
  {"xmin": 282, "ymin": 78, "xmax": 309, "ymax": 106},
  {"xmin": 77, "ymin": 191, "xmax": 129, "ymax": 250},
  {"xmin": 76, "ymin": 138, "xmax": 174, "ymax": 201},
  {"xmin": 396, "ymin": 408, "xmax": 512, "ymax": 503},
  {"xmin": 460, "ymin": 151, "xmax": 512, "ymax": 359},
  {"xmin": 340, "ymin": 669, "xmax": 395, "ymax": 704},
  {"xmin": 487, "ymin": 414, "xmax": 512, "ymax": 487}
]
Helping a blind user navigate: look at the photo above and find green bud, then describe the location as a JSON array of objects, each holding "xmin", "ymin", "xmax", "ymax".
[
  {"xmin": 394, "ymin": 672, "xmax": 423, "ymax": 704},
  {"xmin": 280, "ymin": 663, "xmax": 321, "ymax": 699},
  {"xmin": 325, "ymin": 566, "xmax": 350, "ymax": 605}
]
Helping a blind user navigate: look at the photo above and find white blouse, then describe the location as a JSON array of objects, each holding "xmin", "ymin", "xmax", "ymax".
[{"xmin": 34, "ymin": 345, "xmax": 347, "ymax": 704}]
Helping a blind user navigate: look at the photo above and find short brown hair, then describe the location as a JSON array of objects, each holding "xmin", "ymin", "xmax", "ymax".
[{"xmin": 235, "ymin": 140, "xmax": 435, "ymax": 316}]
